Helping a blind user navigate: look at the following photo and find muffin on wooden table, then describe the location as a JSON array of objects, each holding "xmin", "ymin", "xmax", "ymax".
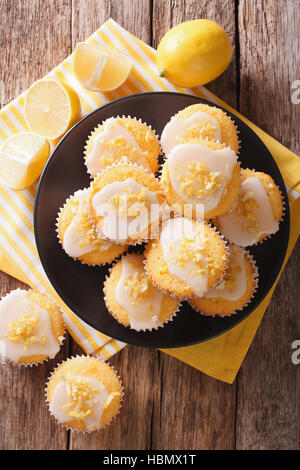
[
  {"xmin": 0, "ymin": 289, "xmax": 65, "ymax": 366},
  {"xmin": 46, "ymin": 356, "xmax": 123, "ymax": 432}
]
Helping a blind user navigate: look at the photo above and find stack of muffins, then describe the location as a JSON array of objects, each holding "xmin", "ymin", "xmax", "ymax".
[{"xmin": 57, "ymin": 104, "xmax": 284, "ymax": 323}]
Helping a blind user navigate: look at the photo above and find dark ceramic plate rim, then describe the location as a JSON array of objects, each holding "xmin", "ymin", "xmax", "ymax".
[{"xmin": 34, "ymin": 91, "xmax": 290, "ymax": 348}]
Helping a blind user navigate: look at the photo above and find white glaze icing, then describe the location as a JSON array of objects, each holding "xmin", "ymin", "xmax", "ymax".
[
  {"xmin": 205, "ymin": 245, "xmax": 247, "ymax": 301},
  {"xmin": 85, "ymin": 117, "xmax": 151, "ymax": 174},
  {"xmin": 115, "ymin": 254, "xmax": 164, "ymax": 331},
  {"xmin": 92, "ymin": 177, "xmax": 160, "ymax": 242},
  {"xmin": 49, "ymin": 375, "xmax": 109, "ymax": 432},
  {"xmin": 160, "ymin": 217, "xmax": 209, "ymax": 296},
  {"xmin": 0, "ymin": 289, "xmax": 60, "ymax": 362},
  {"xmin": 167, "ymin": 143, "xmax": 237, "ymax": 213},
  {"xmin": 161, "ymin": 110, "xmax": 221, "ymax": 155},
  {"xmin": 217, "ymin": 176, "xmax": 279, "ymax": 246},
  {"xmin": 63, "ymin": 189, "xmax": 112, "ymax": 258}
]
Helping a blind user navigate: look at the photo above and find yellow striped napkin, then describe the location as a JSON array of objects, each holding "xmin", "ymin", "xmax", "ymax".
[{"xmin": 0, "ymin": 19, "xmax": 299, "ymax": 382}]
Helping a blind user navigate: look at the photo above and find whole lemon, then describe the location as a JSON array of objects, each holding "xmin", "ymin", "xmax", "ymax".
[{"xmin": 156, "ymin": 19, "xmax": 232, "ymax": 87}]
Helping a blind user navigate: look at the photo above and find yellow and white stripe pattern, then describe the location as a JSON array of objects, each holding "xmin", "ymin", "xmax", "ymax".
[{"xmin": 0, "ymin": 19, "xmax": 300, "ymax": 367}]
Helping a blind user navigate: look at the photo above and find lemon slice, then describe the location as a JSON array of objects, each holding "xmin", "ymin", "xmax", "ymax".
[
  {"xmin": 73, "ymin": 42, "xmax": 132, "ymax": 92},
  {"xmin": 24, "ymin": 79, "xmax": 81, "ymax": 140},
  {"xmin": 0, "ymin": 132, "xmax": 50, "ymax": 190}
]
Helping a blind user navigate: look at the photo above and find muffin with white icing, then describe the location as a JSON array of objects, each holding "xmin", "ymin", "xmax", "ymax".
[
  {"xmin": 144, "ymin": 217, "xmax": 228, "ymax": 300},
  {"xmin": 0, "ymin": 289, "xmax": 65, "ymax": 365},
  {"xmin": 104, "ymin": 253, "xmax": 179, "ymax": 331},
  {"xmin": 189, "ymin": 244, "xmax": 258, "ymax": 316},
  {"xmin": 57, "ymin": 188, "xmax": 127, "ymax": 266},
  {"xmin": 160, "ymin": 139, "xmax": 240, "ymax": 219},
  {"xmin": 214, "ymin": 168, "xmax": 284, "ymax": 246},
  {"xmin": 46, "ymin": 356, "xmax": 123, "ymax": 432},
  {"xmin": 88, "ymin": 163, "xmax": 166, "ymax": 245},
  {"xmin": 161, "ymin": 103, "xmax": 239, "ymax": 156},
  {"xmin": 84, "ymin": 116, "xmax": 160, "ymax": 177}
]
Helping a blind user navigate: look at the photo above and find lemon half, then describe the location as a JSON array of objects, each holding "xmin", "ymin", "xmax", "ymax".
[
  {"xmin": 156, "ymin": 19, "xmax": 232, "ymax": 87},
  {"xmin": 73, "ymin": 42, "xmax": 133, "ymax": 92},
  {"xmin": 0, "ymin": 132, "xmax": 50, "ymax": 190},
  {"xmin": 24, "ymin": 79, "xmax": 81, "ymax": 140}
]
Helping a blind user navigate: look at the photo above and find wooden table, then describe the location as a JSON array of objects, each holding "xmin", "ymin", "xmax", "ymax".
[{"xmin": 0, "ymin": 0, "xmax": 299, "ymax": 450}]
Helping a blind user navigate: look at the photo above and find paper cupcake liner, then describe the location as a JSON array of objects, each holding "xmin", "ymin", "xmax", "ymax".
[
  {"xmin": 143, "ymin": 219, "xmax": 229, "ymax": 302},
  {"xmin": 45, "ymin": 354, "xmax": 124, "ymax": 433},
  {"xmin": 103, "ymin": 253, "xmax": 181, "ymax": 332},
  {"xmin": 87, "ymin": 160, "xmax": 166, "ymax": 246},
  {"xmin": 189, "ymin": 247, "xmax": 259, "ymax": 317},
  {"xmin": 0, "ymin": 288, "xmax": 66, "ymax": 367},
  {"xmin": 83, "ymin": 115, "xmax": 161, "ymax": 177}
]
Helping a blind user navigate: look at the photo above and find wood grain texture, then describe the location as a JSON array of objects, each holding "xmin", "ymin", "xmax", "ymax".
[
  {"xmin": 72, "ymin": 0, "xmax": 151, "ymax": 46},
  {"xmin": 236, "ymin": 0, "xmax": 300, "ymax": 450},
  {"xmin": 0, "ymin": 0, "xmax": 72, "ymax": 107}
]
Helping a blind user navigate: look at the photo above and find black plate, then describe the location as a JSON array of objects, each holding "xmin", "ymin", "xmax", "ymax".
[{"xmin": 34, "ymin": 92, "xmax": 290, "ymax": 348}]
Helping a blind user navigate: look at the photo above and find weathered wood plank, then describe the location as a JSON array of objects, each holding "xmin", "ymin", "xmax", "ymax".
[
  {"xmin": 151, "ymin": 353, "xmax": 236, "ymax": 450},
  {"xmin": 0, "ymin": 0, "xmax": 72, "ymax": 450},
  {"xmin": 70, "ymin": 0, "xmax": 154, "ymax": 450},
  {"xmin": 236, "ymin": 0, "xmax": 300, "ymax": 450},
  {"xmin": 0, "ymin": 0, "xmax": 73, "ymax": 107},
  {"xmin": 151, "ymin": 0, "xmax": 237, "ymax": 450},
  {"xmin": 71, "ymin": 0, "xmax": 151, "ymax": 46}
]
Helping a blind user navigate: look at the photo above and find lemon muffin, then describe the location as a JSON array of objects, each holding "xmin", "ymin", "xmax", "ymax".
[
  {"xmin": 161, "ymin": 103, "xmax": 239, "ymax": 155},
  {"xmin": 189, "ymin": 244, "xmax": 258, "ymax": 316},
  {"xmin": 46, "ymin": 356, "xmax": 123, "ymax": 432},
  {"xmin": 104, "ymin": 253, "xmax": 179, "ymax": 331},
  {"xmin": 214, "ymin": 169, "xmax": 284, "ymax": 246},
  {"xmin": 0, "ymin": 289, "xmax": 65, "ymax": 365},
  {"xmin": 144, "ymin": 217, "xmax": 228, "ymax": 300},
  {"xmin": 88, "ymin": 163, "xmax": 166, "ymax": 245},
  {"xmin": 57, "ymin": 188, "xmax": 126, "ymax": 266},
  {"xmin": 84, "ymin": 116, "xmax": 160, "ymax": 176},
  {"xmin": 160, "ymin": 139, "xmax": 240, "ymax": 219}
]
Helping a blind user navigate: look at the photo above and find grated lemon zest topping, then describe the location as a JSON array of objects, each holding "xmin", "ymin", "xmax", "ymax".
[
  {"xmin": 76, "ymin": 209, "xmax": 109, "ymax": 250},
  {"xmin": 62, "ymin": 372, "xmax": 100, "ymax": 420},
  {"xmin": 108, "ymin": 188, "xmax": 149, "ymax": 217},
  {"xmin": 97, "ymin": 136, "xmax": 148, "ymax": 167},
  {"xmin": 177, "ymin": 161, "xmax": 223, "ymax": 199},
  {"xmin": 123, "ymin": 271, "xmax": 151, "ymax": 303},
  {"xmin": 231, "ymin": 190, "xmax": 260, "ymax": 233},
  {"xmin": 5, "ymin": 313, "xmax": 48, "ymax": 349},
  {"xmin": 179, "ymin": 119, "xmax": 220, "ymax": 143}
]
